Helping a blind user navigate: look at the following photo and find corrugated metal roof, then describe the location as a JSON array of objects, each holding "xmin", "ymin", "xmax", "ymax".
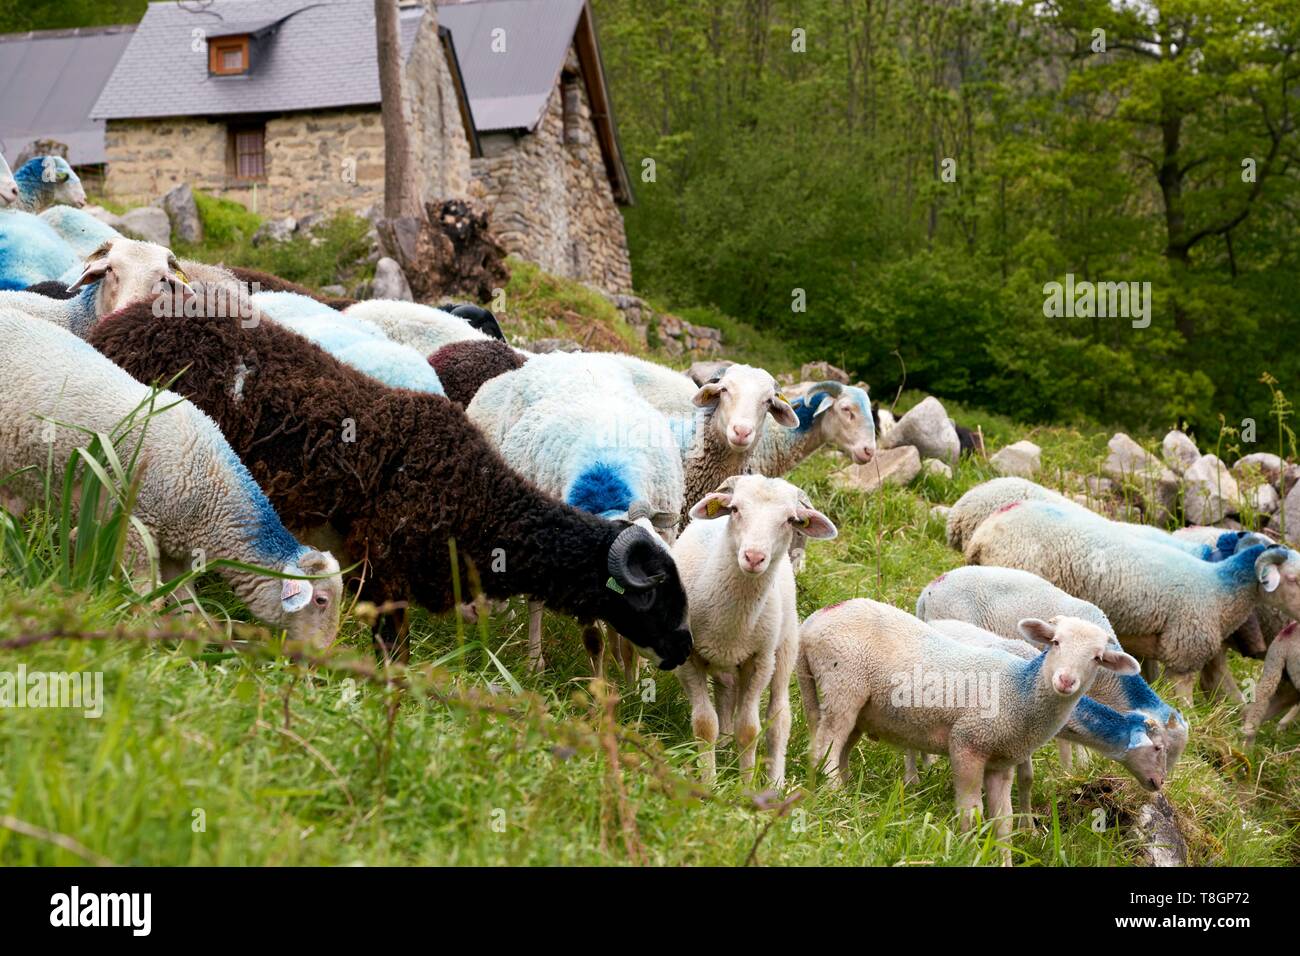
[
  {"xmin": 438, "ymin": 0, "xmax": 584, "ymax": 132},
  {"xmin": 91, "ymin": 0, "xmax": 426, "ymax": 120},
  {"xmin": 0, "ymin": 26, "xmax": 134, "ymax": 166}
]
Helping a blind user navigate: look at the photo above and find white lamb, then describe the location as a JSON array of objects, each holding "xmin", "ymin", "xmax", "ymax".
[
  {"xmin": 0, "ymin": 309, "xmax": 344, "ymax": 646},
  {"xmin": 0, "ymin": 153, "xmax": 17, "ymax": 206},
  {"xmin": 672, "ymin": 475, "xmax": 837, "ymax": 787}
]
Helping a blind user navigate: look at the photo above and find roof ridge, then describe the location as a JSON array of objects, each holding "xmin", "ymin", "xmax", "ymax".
[{"xmin": 0, "ymin": 24, "xmax": 137, "ymax": 43}]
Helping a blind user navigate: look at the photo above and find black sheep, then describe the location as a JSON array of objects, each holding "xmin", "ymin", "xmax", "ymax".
[
  {"xmin": 438, "ymin": 302, "xmax": 506, "ymax": 341},
  {"xmin": 89, "ymin": 300, "xmax": 692, "ymax": 669},
  {"xmin": 428, "ymin": 339, "xmax": 527, "ymax": 405}
]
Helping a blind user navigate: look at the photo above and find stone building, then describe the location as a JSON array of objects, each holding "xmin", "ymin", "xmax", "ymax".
[{"xmin": 79, "ymin": 0, "xmax": 635, "ymax": 293}]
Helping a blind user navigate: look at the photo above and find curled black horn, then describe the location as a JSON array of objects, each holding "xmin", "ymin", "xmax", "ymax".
[{"xmin": 607, "ymin": 525, "xmax": 668, "ymax": 590}]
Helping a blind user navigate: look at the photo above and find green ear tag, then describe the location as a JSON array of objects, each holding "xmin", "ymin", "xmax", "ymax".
[
  {"xmin": 706, "ymin": 498, "xmax": 722, "ymax": 517},
  {"xmin": 605, "ymin": 576, "xmax": 625, "ymax": 595}
]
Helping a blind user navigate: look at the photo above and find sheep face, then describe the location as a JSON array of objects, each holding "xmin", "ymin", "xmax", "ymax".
[
  {"xmin": 69, "ymin": 239, "xmax": 193, "ymax": 317},
  {"xmin": 599, "ymin": 524, "xmax": 693, "ymax": 670},
  {"xmin": 270, "ymin": 550, "xmax": 344, "ymax": 649},
  {"xmin": 692, "ymin": 364, "xmax": 798, "ymax": 452},
  {"xmin": 0, "ymin": 163, "xmax": 17, "ymax": 206},
  {"xmin": 22, "ymin": 156, "xmax": 85, "ymax": 208},
  {"xmin": 1122, "ymin": 714, "xmax": 1171, "ymax": 792},
  {"xmin": 1018, "ymin": 616, "xmax": 1140, "ymax": 697},
  {"xmin": 811, "ymin": 383, "xmax": 876, "ymax": 464},
  {"xmin": 689, "ymin": 475, "xmax": 836, "ymax": 576},
  {"xmin": 1256, "ymin": 548, "xmax": 1300, "ymax": 619}
]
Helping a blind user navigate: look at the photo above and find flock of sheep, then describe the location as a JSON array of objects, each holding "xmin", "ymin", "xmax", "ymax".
[{"xmin": 3, "ymin": 151, "xmax": 1299, "ymax": 865}]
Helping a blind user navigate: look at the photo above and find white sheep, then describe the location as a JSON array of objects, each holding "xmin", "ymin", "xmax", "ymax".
[
  {"xmin": 0, "ymin": 153, "xmax": 18, "ymax": 206},
  {"xmin": 1242, "ymin": 622, "xmax": 1300, "ymax": 746},
  {"xmin": 342, "ymin": 299, "xmax": 491, "ymax": 356},
  {"xmin": 915, "ymin": 564, "xmax": 1189, "ymax": 772},
  {"xmin": 966, "ymin": 499, "xmax": 1300, "ymax": 703},
  {"xmin": 796, "ymin": 599, "xmax": 1137, "ymax": 862},
  {"xmin": 674, "ymin": 475, "xmax": 837, "ymax": 787},
  {"xmin": 0, "ymin": 237, "xmax": 192, "ymax": 335},
  {"xmin": 0, "ymin": 309, "xmax": 344, "ymax": 646}
]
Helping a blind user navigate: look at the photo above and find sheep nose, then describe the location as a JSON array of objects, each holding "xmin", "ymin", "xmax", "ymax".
[
  {"xmin": 742, "ymin": 549, "xmax": 766, "ymax": 571},
  {"xmin": 855, "ymin": 446, "xmax": 874, "ymax": 464},
  {"xmin": 1054, "ymin": 673, "xmax": 1077, "ymax": 694},
  {"xmin": 731, "ymin": 424, "xmax": 753, "ymax": 444}
]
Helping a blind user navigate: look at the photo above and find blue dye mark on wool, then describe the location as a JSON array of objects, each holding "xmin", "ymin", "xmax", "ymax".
[
  {"xmin": 0, "ymin": 210, "xmax": 80, "ymax": 287},
  {"xmin": 1073, "ymin": 696, "xmax": 1134, "ymax": 748},
  {"xmin": 14, "ymin": 157, "xmax": 76, "ymax": 207},
  {"xmin": 567, "ymin": 462, "xmax": 635, "ymax": 517},
  {"xmin": 1216, "ymin": 543, "xmax": 1272, "ymax": 590},
  {"xmin": 1011, "ymin": 650, "xmax": 1045, "ymax": 697}
]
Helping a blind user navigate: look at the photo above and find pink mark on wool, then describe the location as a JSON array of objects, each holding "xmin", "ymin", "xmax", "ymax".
[
  {"xmin": 930, "ymin": 573, "xmax": 948, "ymax": 587},
  {"xmin": 994, "ymin": 501, "xmax": 1023, "ymax": 515},
  {"xmin": 1280, "ymin": 621, "xmax": 1299, "ymax": 640}
]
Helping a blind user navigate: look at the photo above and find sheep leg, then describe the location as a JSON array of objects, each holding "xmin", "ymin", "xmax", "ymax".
[
  {"xmin": 736, "ymin": 653, "xmax": 776, "ymax": 781},
  {"xmin": 614, "ymin": 634, "xmax": 639, "ymax": 685},
  {"xmin": 581, "ymin": 623, "xmax": 604, "ymax": 680},
  {"xmin": 1015, "ymin": 759, "xmax": 1033, "ymax": 826},
  {"xmin": 526, "ymin": 599, "xmax": 545, "ymax": 673},
  {"xmin": 373, "ymin": 607, "xmax": 409, "ymax": 664},
  {"xmin": 1278, "ymin": 702, "xmax": 1300, "ymax": 728},
  {"xmin": 1242, "ymin": 650, "xmax": 1298, "ymax": 746},
  {"xmin": 949, "ymin": 746, "xmax": 987, "ymax": 832},
  {"xmin": 840, "ymin": 728, "xmax": 864, "ymax": 779},
  {"xmin": 764, "ymin": 628, "xmax": 799, "ymax": 788},
  {"xmin": 1168, "ymin": 670, "xmax": 1197, "ymax": 707},
  {"xmin": 714, "ymin": 673, "xmax": 736, "ymax": 738},
  {"xmin": 1057, "ymin": 739, "xmax": 1073, "ymax": 772},
  {"xmin": 903, "ymin": 750, "xmax": 921, "ymax": 786},
  {"xmin": 1199, "ymin": 650, "xmax": 1244, "ymax": 704},
  {"xmin": 984, "ymin": 766, "xmax": 1015, "ymax": 866},
  {"xmin": 676, "ymin": 657, "xmax": 718, "ymax": 786},
  {"xmin": 1141, "ymin": 657, "xmax": 1162, "ymax": 684},
  {"xmin": 809, "ymin": 709, "xmax": 858, "ymax": 789}
]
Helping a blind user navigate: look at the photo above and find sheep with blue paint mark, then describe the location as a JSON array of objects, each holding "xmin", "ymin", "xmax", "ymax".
[
  {"xmin": 251, "ymin": 291, "xmax": 445, "ymax": 395},
  {"xmin": 0, "ymin": 237, "xmax": 191, "ymax": 332},
  {"xmin": 11, "ymin": 156, "xmax": 86, "ymax": 212},
  {"xmin": 0, "ymin": 214, "xmax": 80, "ymax": 291},
  {"xmin": 796, "ymin": 598, "xmax": 1138, "ymax": 862},
  {"xmin": 0, "ymin": 153, "xmax": 18, "ymax": 206},
  {"xmin": 39, "ymin": 204, "xmax": 120, "ymax": 259},
  {"xmin": 0, "ymin": 308, "xmax": 343, "ymax": 647},
  {"xmin": 967, "ymin": 499, "xmax": 1300, "ymax": 703},
  {"xmin": 343, "ymin": 299, "xmax": 493, "ymax": 356},
  {"xmin": 915, "ymin": 564, "xmax": 1189, "ymax": 771}
]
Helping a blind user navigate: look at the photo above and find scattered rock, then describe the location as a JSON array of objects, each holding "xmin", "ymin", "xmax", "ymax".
[
  {"xmin": 799, "ymin": 361, "xmax": 849, "ymax": 384},
  {"xmin": 1272, "ymin": 482, "xmax": 1300, "ymax": 546},
  {"xmin": 1233, "ymin": 452, "xmax": 1284, "ymax": 484},
  {"xmin": 1182, "ymin": 454, "xmax": 1241, "ymax": 525},
  {"xmin": 1161, "ymin": 430, "xmax": 1200, "ymax": 475},
  {"xmin": 831, "ymin": 445, "xmax": 921, "ymax": 494},
  {"xmin": 1249, "ymin": 483, "xmax": 1280, "ymax": 515},
  {"xmin": 154, "ymin": 183, "xmax": 202, "ymax": 244},
  {"xmin": 526, "ymin": 338, "xmax": 584, "ymax": 354},
  {"xmin": 296, "ymin": 211, "xmax": 329, "ymax": 235},
  {"xmin": 879, "ymin": 397, "xmax": 960, "ymax": 467},
  {"xmin": 923, "ymin": 458, "xmax": 952, "ymax": 479},
  {"xmin": 319, "ymin": 284, "xmax": 347, "ymax": 298},
  {"xmin": 1133, "ymin": 793, "xmax": 1186, "ymax": 867},
  {"xmin": 253, "ymin": 216, "xmax": 297, "ymax": 246},
  {"xmin": 370, "ymin": 256, "xmax": 413, "ymax": 301},
  {"xmin": 1103, "ymin": 433, "xmax": 1179, "ymax": 524},
  {"xmin": 118, "ymin": 206, "xmax": 172, "ymax": 246},
  {"xmin": 989, "ymin": 440, "xmax": 1042, "ymax": 478}
]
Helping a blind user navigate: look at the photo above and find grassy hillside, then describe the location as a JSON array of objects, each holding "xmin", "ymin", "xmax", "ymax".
[{"xmin": 1, "ymin": 249, "xmax": 1295, "ymax": 867}]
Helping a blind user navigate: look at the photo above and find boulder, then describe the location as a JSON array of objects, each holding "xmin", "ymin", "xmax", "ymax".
[
  {"xmin": 320, "ymin": 284, "xmax": 347, "ymax": 298},
  {"xmin": 253, "ymin": 216, "xmax": 297, "ymax": 246},
  {"xmin": 989, "ymin": 440, "xmax": 1041, "ymax": 478},
  {"xmin": 155, "ymin": 183, "xmax": 202, "ymax": 244},
  {"xmin": 1182, "ymin": 454, "xmax": 1241, "ymax": 525},
  {"xmin": 1103, "ymin": 433, "xmax": 1179, "ymax": 524},
  {"xmin": 799, "ymin": 361, "xmax": 849, "ymax": 385},
  {"xmin": 296, "ymin": 211, "xmax": 329, "ymax": 235},
  {"xmin": 831, "ymin": 445, "xmax": 921, "ymax": 494},
  {"xmin": 879, "ymin": 396, "xmax": 960, "ymax": 467},
  {"xmin": 371, "ymin": 256, "xmax": 413, "ymax": 302},
  {"xmin": 1160, "ymin": 430, "xmax": 1200, "ymax": 475},
  {"xmin": 1232, "ymin": 452, "xmax": 1300, "ymax": 496},
  {"xmin": 923, "ymin": 458, "xmax": 952, "ymax": 479},
  {"xmin": 118, "ymin": 206, "xmax": 172, "ymax": 246},
  {"xmin": 525, "ymin": 338, "xmax": 584, "ymax": 354},
  {"xmin": 1248, "ymin": 483, "xmax": 1280, "ymax": 515},
  {"xmin": 1271, "ymin": 482, "xmax": 1300, "ymax": 546}
]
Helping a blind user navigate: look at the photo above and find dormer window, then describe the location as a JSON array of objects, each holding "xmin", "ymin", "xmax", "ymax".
[{"xmin": 209, "ymin": 35, "xmax": 250, "ymax": 75}]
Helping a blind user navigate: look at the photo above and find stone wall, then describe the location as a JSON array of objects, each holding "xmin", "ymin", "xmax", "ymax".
[
  {"xmin": 103, "ymin": 6, "xmax": 472, "ymax": 220},
  {"xmin": 471, "ymin": 45, "xmax": 633, "ymax": 293}
]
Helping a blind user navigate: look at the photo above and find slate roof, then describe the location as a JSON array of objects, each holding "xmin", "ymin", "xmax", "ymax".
[{"xmin": 0, "ymin": 25, "xmax": 135, "ymax": 166}]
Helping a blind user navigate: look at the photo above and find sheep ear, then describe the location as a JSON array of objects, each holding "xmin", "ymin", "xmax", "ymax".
[
  {"xmin": 281, "ymin": 566, "xmax": 313, "ymax": 613},
  {"xmin": 66, "ymin": 256, "xmax": 110, "ymax": 292},
  {"xmin": 692, "ymin": 382, "xmax": 723, "ymax": 407},
  {"xmin": 794, "ymin": 506, "xmax": 837, "ymax": 540},
  {"xmin": 1100, "ymin": 648, "xmax": 1141, "ymax": 676},
  {"xmin": 769, "ymin": 394, "xmax": 799, "ymax": 427},
  {"xmin": 1017, "ymin": 618, "xmax": 1055, "ymax": 648},
  {"xmin": 1257, "ymin": 548, "xmax": 1288, "ymax": 592},
  {"xmin": 1166, "ymin": 712, "xmax": 1180, "ymax": 730},
  {"xmin": 689, "ymin": 492, "xmax": 733, "ymax": 520}
]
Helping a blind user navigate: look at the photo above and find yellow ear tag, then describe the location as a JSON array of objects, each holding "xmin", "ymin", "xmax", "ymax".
[
  {"xmin": 796, "ymin": 516, "xmax": 810, "ymax": 528},
  {"xmin": 706, "ymin": 498, "xmax": 723, "ymax": 517},
  {"xmin": 175, "ymin": 268, "xmax": 189, "ymax": 283},
  {"xmin": 775, "ymin": 391, "xmax": 788, "ymax": 404}
]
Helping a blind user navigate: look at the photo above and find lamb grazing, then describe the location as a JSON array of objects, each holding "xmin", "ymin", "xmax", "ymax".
[
  {"xmin": 228, "ymin": 266, "xmax": 357, "ymax": 309},
  {"xmin": 1242, "ymin": 622, "xmax": 1300, "ymax": 747},
  {"xmin": 0, "ymin": 309, "xmax": 343, "ymax": 647},
  {"xmin": 0, "ymin": 237, "xmax": 191, "ymax": 335},
  {"xmin": 674, "ymin": 475, "xmax": 837, "ymax": 786},
  {"xmin": 926, "ymin": 619, "xmax": 1168, "ymax": 802},
  {"xmin": 0, "ymin": 153, "xmax": 18, "ymax": 206},
  {"xmin": 428, "ymin": 339, "xmax": 528, "ymax": 405},
  {"xmin": 88, "ymin": 300, "xmax": 693, "ymax": 669},
  {"xmin": 796, "ymin": 599, "xmax": 1137, "ymax": 862},
  {"xmin": 966, "ymin": 499, "xmax": 1300, "ymax": 703},
  {"xmin": 250, "ymin": 291, "xmax": 445, "ymax": 395},
  {"xmin": 915, "ymin": 564, "xmax": 1189, "ymax": 771},
  {"xmin": 343, "ymin": 299, "xmax": 493, "ymax": 356},
  {"xmin": 490, "ymin": 388, "xmax": 685, "ymax": 673},
  {"xmin": 11, "ymin": 156, "xmax": 86, "ymax": 212}
]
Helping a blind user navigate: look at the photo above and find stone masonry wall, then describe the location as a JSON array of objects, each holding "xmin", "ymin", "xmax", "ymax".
[{"xmin": 471, "ymin": 45, "xmax": 633, "ymax": 293}]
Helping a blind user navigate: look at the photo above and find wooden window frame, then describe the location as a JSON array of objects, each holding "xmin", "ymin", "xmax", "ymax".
[
  {"xmin": 209, "ymin": 36, "xmax": 250, "ymax": 76},
  {"xmin": 228, "ymin": 123, "xmax": 267, "ymax": 182}
]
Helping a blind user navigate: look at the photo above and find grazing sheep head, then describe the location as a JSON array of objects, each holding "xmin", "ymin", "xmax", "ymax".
[
  {"xmin": 1122, "ymin": 712, "xmax": 1172, "ymax": 792},
  {"xmin": 806, "ymin": 382, "xmax": 876, "ymax": 464},
  {"xmin": 1255, "ymin": 547, "xmax": 1300, "ymax": 617},
  {"xmin": 690, "ymin": 474, "xmax": 836, "ymax": 576},
  {"xmin": 16, "ymin": 155, "xmax": 85, "ymax": 208},
  {"xmin": 692, "ymin": 364, "xmax": 798, "ymax": 452},
  {"xmin": 1017, "ymin": 616, "xmax": 1140, "ymax": 697},
  {"xmin": 270, "ymin": 549, "xmax": 344, "ymax": 649},
  {"xmin": 598, "ymin": 524, "xmax": 692, "ymax": 670},
  {"xmin": 68, "ymin": 238, "xmax": 193, "ymax": 317},
  {"xmin": 444, "ymin": 303, "xmax": 506, "ymax": 341},
  {"xmin": 0, "ymin": 154, "xmax": 17, "ymax": 206}
]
